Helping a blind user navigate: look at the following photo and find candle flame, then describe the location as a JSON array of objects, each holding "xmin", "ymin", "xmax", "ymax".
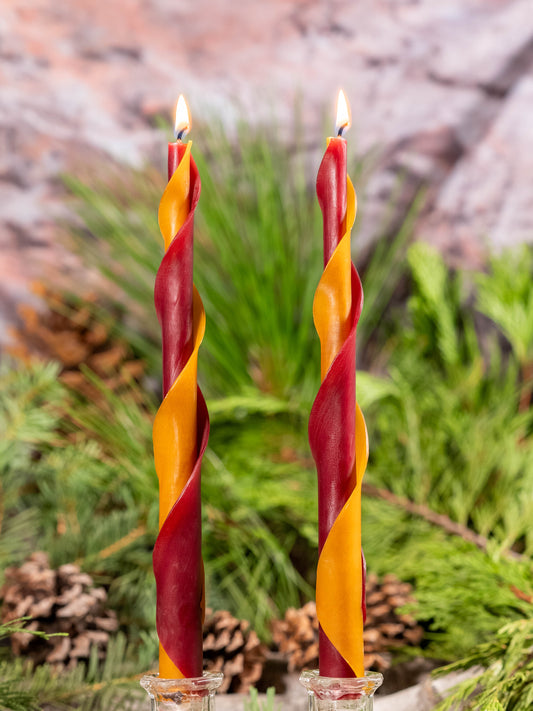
[
  {"xmin": 335, "ymin": 89, "xmax": 351, "ymax": 136},
  {"xmin": 174, "ymin": 94, "xmax": 191, "ymax": 140}
]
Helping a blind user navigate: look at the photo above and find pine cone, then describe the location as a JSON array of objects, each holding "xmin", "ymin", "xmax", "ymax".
[
  {"xmin": 363, "ymin": 573, "xmax": 424, "ymax": 671},
  {"xmin": 0, "ymin": 552, "xmax": 118, "ymax": 669},
  {"xmin": 271, "ymin": 601, "xmax": 318, "ymax": 672},
  {"xmin": 271, "ymin": 575, "xmax": 424, "ymax": 673},
  {"xmin": 7, "ymin": 284, "xmax": 145, "ymax": 401},
  {"xmin": 203, "ymin": 610, "xmax": 267, "ymax": 693}
]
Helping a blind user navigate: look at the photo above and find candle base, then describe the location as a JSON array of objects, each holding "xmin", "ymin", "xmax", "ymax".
[
  {"xmin": 299, "ymin": 670, "xmax": 383, "ymax": 711},
  {"xmin": 140, "ymin": 672, "xmax": 224, "ymax": 711}
]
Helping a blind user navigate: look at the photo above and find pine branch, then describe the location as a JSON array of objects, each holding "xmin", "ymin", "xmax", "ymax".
[
  {"xmin": 52, "ymin": 673, "xmax": 140, "ymax": 704},
  {"xmin": 433, "ymin": 617, "xmax": 533, "ymax": 711},
  {"xmin": 362, "ymin": 482, "xmax": 525, "ymax": 562},
  {"xmin": 73, "ymin": 523, "xmax": 147, "ymax": 567},
  {"xmin": 0, "ymin": 634, "xmax": 148, "ymax": 711},
  {"xmin": 0, "ymin": 617, "xmax": 66, "ymax": 643}
]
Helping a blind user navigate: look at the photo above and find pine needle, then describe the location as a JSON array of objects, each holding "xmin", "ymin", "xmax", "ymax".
[{"xmin": 74, "ymin": 524, "xmax": 147, "ymax": 566}]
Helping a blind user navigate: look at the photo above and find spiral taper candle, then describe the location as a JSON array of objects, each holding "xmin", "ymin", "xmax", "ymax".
[
  {"xmin": 153, "ymin": 98, "xmax": 207, "ymax": 679},
  {"xmin": 309, "ymin": 91, "xmax": 367, "ymax": 677}
]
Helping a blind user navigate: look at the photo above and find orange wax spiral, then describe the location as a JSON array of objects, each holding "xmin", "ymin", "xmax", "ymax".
[
  {"xmin": 153, "ymin": 141, "xmax": 207, "ymax": 679},
  {"xmin": 310, "ymin": 163, "xmax": 367, "ymax": 677}
]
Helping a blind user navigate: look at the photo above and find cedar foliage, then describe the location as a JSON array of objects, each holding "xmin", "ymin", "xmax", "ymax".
[
  {"xmin": 0, "ymin": 619, "xmax": 145, "ymax": 711},
  {"xmin": 433, "ymin": 617, "xmax": 533, "ymax": 710},
  {"xmin": 365, "ymin": 242, "xmax": 533, "ymax": 557}
]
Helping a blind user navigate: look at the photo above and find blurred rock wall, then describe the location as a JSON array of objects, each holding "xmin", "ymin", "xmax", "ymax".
[{"xmin": 1, "ymin": 0, "xmax": 532, "ymax": 334}]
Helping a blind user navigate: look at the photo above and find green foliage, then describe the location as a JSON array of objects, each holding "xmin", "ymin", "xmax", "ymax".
[
  {"xmin": 0, "ymin": 361, "xmax": 65, "ymax": 582},
  {"xmin": 61, "ymin": 170, "xmax": 161, "ymax": 373},
  {"xmin": 366, "ymin": 243, "xmax": 533, "ymax": 556},
  {"xmin": 192, "ymin": 120, "xmax": 322, "ymax": 399},
  {"xmin": 0, "ymin": 360, "xmax": 316, "ymax": 641},
  {"xmin": 244, "ymin": 687, "xmax": 279, "ymax": 711},
  {"xmin": 204, "ymin": 414, "xmax": 315, "ymax": 636},
  {"xmin": 0, "ymin": 632, "xmax": 146, "ymax": 711},
  {"xmin": 407, "ymin": 241, "xmax": 477, "ymax": 369},
  {"xmin": 0, "ymin": 615, "xmax": 69, "ymax": 711},
  {"xmin": 0, "ymin": 619, "xmax": 145, "ymax": 711},
  {"xmin": 0, "ymin": 363, "xmax": 156, "ymax": 642},
  {"xmin": 434, "ymin": 617, "xmax": 533, "ymax": 711},
  {"xmin": 359, "ymin": 242, "xmax": 533, "ymax": 698},
  {"xmin": 363, "ymin": 497, "xmax": 533, "ymax": 659},
  {"xmin": 357, "ymin": 190, "xmax": 422, "ymax": 355},
  {"xmin": 476, "ymin": 245, "xmax": 533, "ymax": 366},
  {"xmin": 64, "ymin": 119, "xmax": 323, "ymax": 399},
  {"xmin": 64, "ymin": 119, "xmax": 409, "ymax": 402},
  {"xmin": 0, "ymin": 617, "xmax": 66, "ymax": 644}
]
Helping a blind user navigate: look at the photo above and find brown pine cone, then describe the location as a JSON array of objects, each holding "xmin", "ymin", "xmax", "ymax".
[
  {"xmin": 7, "ymin": 283, "xmax": 145, "ymax": 401},
  {"xmin": 0, "ymin": 552, "xmax": 118, "ymax": 669},
  {"xmin": 363, "ymin": 573, "xmax": 424, "ymax": 671},
  {"xmin": 203, "ymin": 609, "xmax": 267, "ymax": 693},
  {"xmin": 271, "ymin": 575, "xmax": 424, "ymax": 673},
  {"xmin": 271, "ymin": 601, "xmax": 318, "ymax": 672}
]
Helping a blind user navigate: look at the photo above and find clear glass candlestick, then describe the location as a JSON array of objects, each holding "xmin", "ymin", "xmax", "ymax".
[
  {"xmin": 299, "ymin": 670, "xmax": 383, "ymax": 711},
  {"xmin": 140, "ymin": 672, "xmax": 223, "ymax": 711}
]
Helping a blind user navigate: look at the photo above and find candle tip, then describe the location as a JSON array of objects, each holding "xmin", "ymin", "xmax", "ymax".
[
  {"xmin": 335, "ymin": 90, "xmax": 351, "ymax": 137},
  {"xmin": 174, "ymin": 94, "xmax": 191, "ymax": 140}
]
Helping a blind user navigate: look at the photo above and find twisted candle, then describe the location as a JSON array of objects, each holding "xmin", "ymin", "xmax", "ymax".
[
  {"xmin": 153, "ymin": 113, "xmax": 207, "ymax": 679},
  {"xmin": 309, "ymin": 95, "xmax": 367, "ymax": 677}
]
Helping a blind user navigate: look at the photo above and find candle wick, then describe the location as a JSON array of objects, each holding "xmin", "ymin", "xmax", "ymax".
[
  {"xmin": 176, "ymin": 129, "xmax": 187, "ymax": 141},
  {"xmin": 337, "ymin": 125, "xmax": 346, "ymax": 138}
]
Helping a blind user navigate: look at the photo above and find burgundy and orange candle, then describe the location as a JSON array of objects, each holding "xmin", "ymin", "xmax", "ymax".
[
  {"xmin": 153, "ymin": 95, "xmax": 208, "ymax": 679},
  {"xmin": 309, "ymin": 90, "xmax": 368, "ymax": 677}
]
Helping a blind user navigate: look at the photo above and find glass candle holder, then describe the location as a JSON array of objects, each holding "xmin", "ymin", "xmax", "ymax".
[
  {"xmin": 140, "ymin": 672, "xmax": 224, "ymax": 711},
  {"xmin": 299, "ymin": 670, "xmax": 383, "ymax": 711}
]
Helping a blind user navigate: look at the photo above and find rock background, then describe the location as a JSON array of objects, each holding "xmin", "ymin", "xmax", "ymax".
[{"xmin": 1, "ymin": 0, "xmax": 533, "ymax": 337}]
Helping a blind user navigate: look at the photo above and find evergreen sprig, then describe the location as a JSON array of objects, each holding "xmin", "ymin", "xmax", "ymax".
[
  {"xmin": 476, "ymin": 245, "xmax": 533, "ymax": 367},
  {"xmin": 433, "ymin": 616, "xmax": 533, "ymax": 711},
  {"xmin": 0, "ymin": 617, "xmax": 66, "ymax": 644},
  {"xmin": 0, "ymin": 633, "xmax": 146, "ymax": 711},
  {"xmin": 366, "ymin": 243, "xmax": 533, "ymax": 556},
  {"xmin": 0, "ymin": 361, "xmax": 65, "ymax": 581},
  {"xmin": 362, "ymin": 497, "xmax": 533, "ymax": 660}
]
